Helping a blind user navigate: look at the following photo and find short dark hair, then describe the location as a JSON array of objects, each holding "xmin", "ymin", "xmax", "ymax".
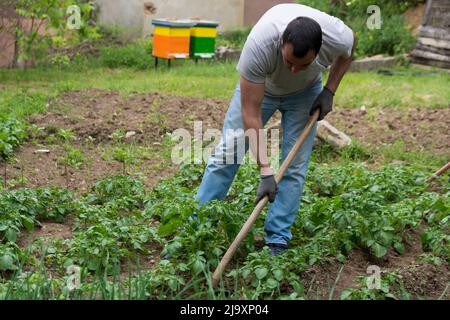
[{"xmin": 282, "ymin": 16, "xmax": 323, "ymax": 58}]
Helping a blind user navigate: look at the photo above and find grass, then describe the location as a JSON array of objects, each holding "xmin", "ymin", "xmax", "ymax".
[
  {"xmin": 335, "ymin": 67, "xmax": 450, "ymax": 109},
  {"xmin": 1, "ymin": 63, "xmax": 449, "ymax": 123},
  {"xmin": 312, "ymin": 139, "xmax": 448, "ymax": 169}
]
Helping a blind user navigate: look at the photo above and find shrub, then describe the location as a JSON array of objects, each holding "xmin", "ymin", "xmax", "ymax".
[
  {"xmin": 355, "ymin": 15, "xmax": 416, "ymax": 56},
  {"xmin": 0, "ymin": 115, "xmax": 27, "ymax": 160},
  {"xmin": 298, "ymin": 0, "xmax": 422, "ymax": 57},
  {"xmin": 216, "ymin": 27, "xmax": 252, "ymax": 48},
  {"xmin": 100, "ymin": 40, "xmax": 153, "ymax": 69}
]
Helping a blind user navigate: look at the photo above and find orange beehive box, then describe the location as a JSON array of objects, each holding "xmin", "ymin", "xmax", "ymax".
[{"xmin": 152, "ymin": 19, "xmax": 195, "ymax": 59}]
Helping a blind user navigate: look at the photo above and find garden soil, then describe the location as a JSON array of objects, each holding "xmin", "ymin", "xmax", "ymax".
[{"xmin": 3, "ymin": 88, "xmax": 448, "ymax": 299}]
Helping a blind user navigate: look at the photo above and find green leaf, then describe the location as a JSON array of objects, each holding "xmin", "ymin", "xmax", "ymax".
[
  {"xmin": 158, "ymin": 220, "xmax": 180, "ymax": 237},
  {"xmin": 337, "ymin": 253, "xmax": 347, "ymax": 263},
  {"xmin": 273, "ymin": 269, "xmax": 284, "ymax": 281},
  {"xmin": 191, "ymin": 260, "xmax": 205, "ymax": 275},
  {"xmin": 291, "ymin": 280, "xmax": 304, "ymax": 296},
  {"xmin": 227, "ymin": 270, "xmax": 238, "ymax": 278},
  {"xmin": 372, "ymin": 242, "xmax": 388, "ymax": 258},
  {"xmin": 22, "ymin": 216, "xmax": 34, "ymax": 231},
  {"xmin": 255, "ymin": 267, "xmax": 268, "ymax": 280},
  {"xmin": 377, "ymin": 231, "xmax": 394, "ymax": 245},
  {"xmin": 393, "ymin": 242, "xmax": 405, "ymax": 255},
  {"xmin": 340, "ymin": 290, "xmax": 353, "ymax": 300},
  {"xmin": 168, "ymin": 279, "xmax": 178, "ymax": 291},
  {"xmin": 0, "ymin": 254, "xmax": 17, "ymax": 271},
  {"xmin": 5, "ymin": 228, "xmax": 18, "ymax": 243},
  {"xmin": 266, "ymin": 278, "xmax": 278, "ymax": 289},
  {"xmin": 63, "ymin": 258, "xmax": 74, "ymax": 268},
  {"xmin": 47, "ymin": 247, "xmax": 57, "ymax": 254},
  {"xmin": 242, "ymin": 269, "xmax": 251, "ymax": 279}
]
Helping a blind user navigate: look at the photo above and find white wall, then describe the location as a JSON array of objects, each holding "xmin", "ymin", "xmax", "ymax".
[{"xmin": 95, "ymin": 0, "xmax": 245, "ymax": 37}]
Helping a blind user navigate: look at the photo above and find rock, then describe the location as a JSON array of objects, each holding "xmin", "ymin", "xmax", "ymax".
[
  {"xmin": 215, "ymin": 46, "xmax": 242, "ymax": 61},
  {"xmin": 349, "ymin": 55, "xmax": 402, "ymax": 72},
  {"xmin": 360, "ymin": 105, "xmax": 367, "ymax": 115},
  {"xmin": 317, "ymin": 120, "xmax": 352, "ymax": 149},
  {"xmin": 34, "ymin": 149, "xmax": 51, "ymax": 154},
  {"xmin": 391, "ymin": 160, "xmax": 406, "ymax": 166},
  {"xmin": 125, "ymin": 131, "xmax": 136, "ymax": 139}
]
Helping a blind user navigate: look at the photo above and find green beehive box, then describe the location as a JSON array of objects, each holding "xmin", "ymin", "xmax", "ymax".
[{"xmin": 190, "ymin": 20, "xmax": 219, "ymax": 59}]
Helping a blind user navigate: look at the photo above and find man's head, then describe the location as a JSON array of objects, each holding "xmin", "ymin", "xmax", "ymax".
[{"xmin": 281, "ymin": 16, "xmax": 322, "ymax": 73}]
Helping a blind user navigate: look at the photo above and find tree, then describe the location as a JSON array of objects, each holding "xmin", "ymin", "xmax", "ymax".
[{"xmin": 0, "ymin": 0, "xmax": 98, "ymax": 68}]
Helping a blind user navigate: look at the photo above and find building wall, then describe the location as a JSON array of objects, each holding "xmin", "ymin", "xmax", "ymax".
[
  {"xmin": 96, "ymin": 0, "xmax": 245, "ymax": 37},
  {"xmin": 0, "ymin": 19, "xmax": 15, "ymax": 68}
]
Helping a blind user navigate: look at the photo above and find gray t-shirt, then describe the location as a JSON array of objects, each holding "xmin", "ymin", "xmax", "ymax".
[{"xmin": 236, "ymin": 4, "xmax": 354, "ymax": 96}]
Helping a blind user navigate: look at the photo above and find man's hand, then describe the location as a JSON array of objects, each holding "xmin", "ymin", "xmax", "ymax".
[
  {"xmin": 255, "ymin": 175, "xmax": 278, "ymax": 204},
  {"xmin": 310, "ymin": 87, "xmax": 334, "ymax": 121}
]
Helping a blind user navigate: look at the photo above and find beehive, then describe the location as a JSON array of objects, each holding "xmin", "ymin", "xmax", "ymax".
[
  {"xmin": 152, "ymin": 19, "xmax": 196, "ymax": 59},
  {"xmin": 190, "ymin": 20, "xmax": 219, "ymax": 59}
]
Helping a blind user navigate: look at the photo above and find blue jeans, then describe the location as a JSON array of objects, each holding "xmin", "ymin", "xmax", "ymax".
[{"xmin": 195, "ymin": 80, "xmax": 322, "ymax": 246}]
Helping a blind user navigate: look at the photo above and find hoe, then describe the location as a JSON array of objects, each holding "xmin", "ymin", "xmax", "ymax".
[{"xmin": 212, "ymin": 109, "xmax": 320, "ymax": 288}]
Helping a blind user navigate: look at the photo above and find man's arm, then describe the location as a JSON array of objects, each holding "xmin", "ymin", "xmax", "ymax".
[
  {"xmin": 325, "ymin": 31, "xmax": 357, "ymax": 94},
  {"xmin": 310, "ymin": 31, "xmax": 357, "ymax": 121},
  {"xmin": 240, "ymin": 75, "xmax": 272, "ymax": 176},
  {"xmin": 240, "ymin": 75, "xmax": 278, "ymax": 203}
]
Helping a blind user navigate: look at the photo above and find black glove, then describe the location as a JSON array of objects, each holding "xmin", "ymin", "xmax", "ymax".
[
  {"xmin": 255, "ymin": 175, "xmax": 278, "ymax": 204},
  {"xmin": 310, "ymin": 87, "xmax": 334, "ymax": 121}
]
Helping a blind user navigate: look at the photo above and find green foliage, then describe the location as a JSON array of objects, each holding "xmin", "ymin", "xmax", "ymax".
[
  {"xmin": 0, "ymin": 243, "xmax": 21, "ymax": 271},
  {"xmin": 216, "ymin": 27, "xmax": 252, "ymax": 49},
  {"xmin": 340, "ymin": 272, "xmax": 410, "ymax": 300},
  {"xmin": 298, "ymin": 0, "xmax": 422, "ymax": 57},
  {"xmin": 0, "ymin": 161, "xmax": 448, "ymax": 299},
  {"xmin": 87, "ymin": 174, "xmax": 145, "ymax": 209},
  {"xmin": 356, "ymin": 15, "xmax": 415, "ymax": 56},
  {"xmin": 0, "ymin": 188, "xmax": 76, "ymax": 245},
  {"xmin": 57, "ymin": 145, "xmax": 85, "ymax": 169},
  {"xmin": 300, "ymin": 164, "xmax": 440, "ymax": 258},
  {"xmin": 100, "ymin": 40, "xmax": 153, "ymax": 69},
  {"xmin": 9, "ymin": 0, "xmax": 100, "ymax": 67},
  {"xmin": 0, "ymin": 115, "xmax": 27, "ymax": 160},
  {"xmin": 143, "ymin": 162, "xmax": 448, "ymax": 299},
  {"xmin": 312, "ymin": 140, "xmax": 372, "ymax": 164}
]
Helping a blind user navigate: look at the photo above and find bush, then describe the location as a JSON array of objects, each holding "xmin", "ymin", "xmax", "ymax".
[
  {"xmin": 298, "ymin": 0, "xmax": 423, "ymax": 57},
  {"xmin": 0, "ymin": 115, "xmax": 27, "ymax": 160},
  {"xmin": 86, "ymin": 174, "xmax": 145, "ymax": 209},
  {"xmin": 100, "ymin": 40, "xmax": 153, "ymax": 69},
  {"xmin": 356, "ymin": 15, "xmax": 416, "ymax": 56},
  {"xmin": 216, "ymin": 27, "xmax": 252, "ymax": 48}
]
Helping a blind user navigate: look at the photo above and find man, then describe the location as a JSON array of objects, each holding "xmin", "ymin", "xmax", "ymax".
[{"xmin": 195, "ymin": 3, "xmax": 356, "ymax": 256}]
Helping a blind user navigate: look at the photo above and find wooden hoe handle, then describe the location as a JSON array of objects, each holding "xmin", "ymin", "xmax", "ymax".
[{"xmin": 211, "ymin": 110, "xmax": 320, "ymax": 288}]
